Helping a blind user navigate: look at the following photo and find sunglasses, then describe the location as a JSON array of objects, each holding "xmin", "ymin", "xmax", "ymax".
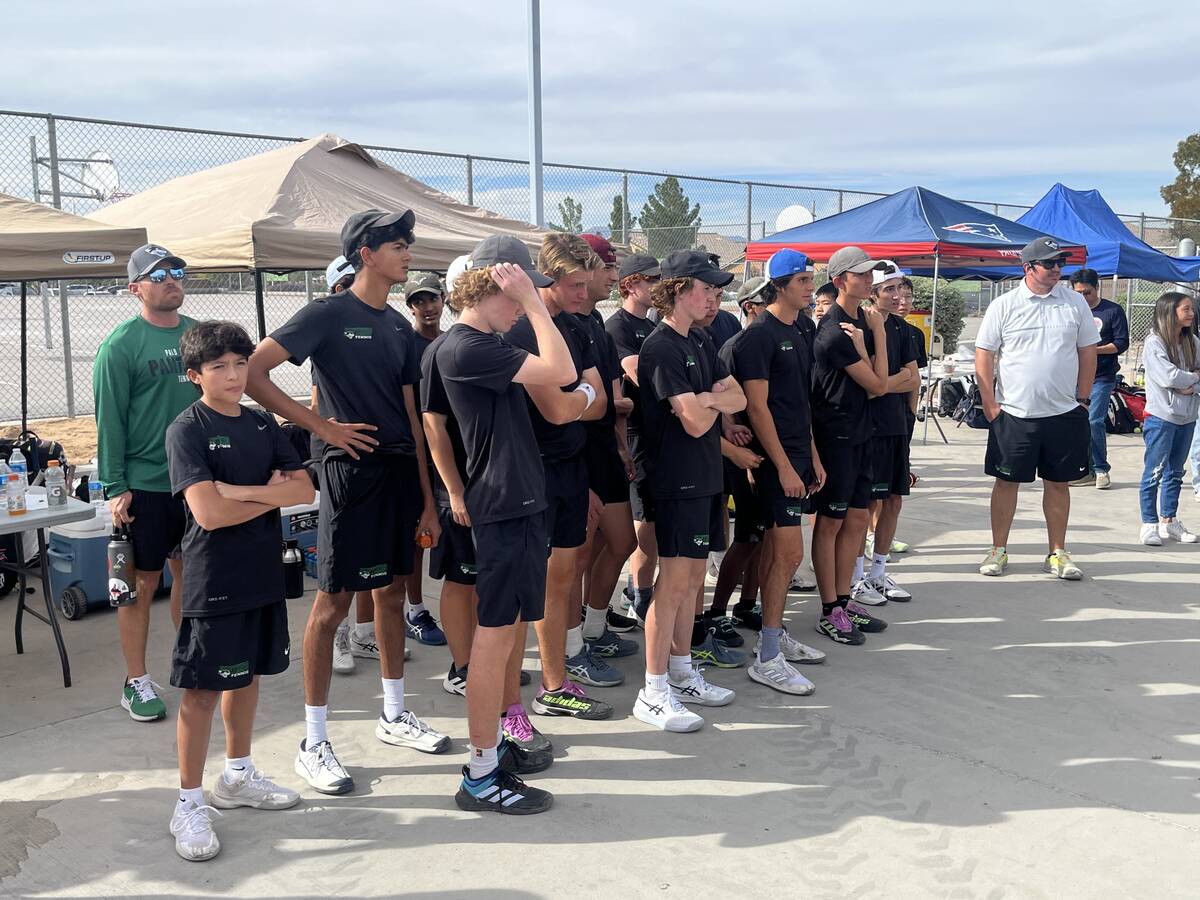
[
  {"xmin": 141, "ymin": 267, "xmax": 187, "ymax": 283},
  {"xmin": 1034, "ymin": 257, "xmax": 1067, "ymax": 270}
]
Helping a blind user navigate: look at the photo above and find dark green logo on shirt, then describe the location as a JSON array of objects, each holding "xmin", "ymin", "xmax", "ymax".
[
  {"xmin": 685, "ymin": 355, "xmax": 697, "ymax": 368},
  {"xmin": 779, "ymin": 340, "xmax": 794, "ymax": 352},
  {"xmin": 344, "ymin": 327, "xmax": 373, "ymax": 341},
  {"xmin": 208, "ymin": 435, "xmax": 231, "ymax": 451},
  {"xmin": 217, "ymin": 661, "xmax": 250, "ymax": 679},
  {"xmin": 359, "ymin": 563, "xmax": 388, "ymax": 580}
]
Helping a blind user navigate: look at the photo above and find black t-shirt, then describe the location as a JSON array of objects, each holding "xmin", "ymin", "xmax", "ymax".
[
  {"xmin": 637, "ymin": 323, "xmax": 729, "ymax": 499},
  {"xmin": 577, "ymin": 310, "xmax": 621, "ymax": 431},
  {"xmin": 732, "ymin": 311, "xmax": 814, "ymax": 460},
  {"xmin": 412, "ymin": 330, "xmax": 437, "ymax": 376},
  {"xmin": 420, "ymin": 333, "xmax": 469, "ymax": 509},
  {"xmin": 506, "ymin": 311, "xmax": 596, "ymax": 461},
  {"xmin": 436, "ymin": 323, "xmax": 546, "ymax": 524},
  {"xmin": 796, "ymin": 313, "xmax": 817, "ymax": 355},
  {"xmin": 166, "ymin": 401, "xmax": 303, "ymax": 618},
  {"xmin": 717, "ymin": 328, "xmax": 753, "ymax": 434},
  {"xmin": 705, "ymin": 309, "xmax": 742, "ymax": 352},
  {"xmin": 271, "ymin": 291, "xmax": 420, "ymax": 458},
  {"xmin": 905, "ymin": 319, "xmax": 928, "ymax": 370},
  {"xmin": 869, "ymin": 313, "xmax": 919, "ymax": 437},
  {"xmin": 812, "ymin": 303, "xmax": 875, "ymax": 445}
]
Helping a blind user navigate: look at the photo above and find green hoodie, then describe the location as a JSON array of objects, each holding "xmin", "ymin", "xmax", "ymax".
[{"xmin": 92, "ymin": 315, "xmax": 198, "ymax": 496}]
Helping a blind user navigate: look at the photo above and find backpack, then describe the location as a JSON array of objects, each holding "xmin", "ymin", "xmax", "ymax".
[
  {"xmin": 1106, "ymin": 391, "xmax": 1139, "ymax": 434},
  {"xmin": 953, "ymin": 383, "xmax": 989, "ymax": 429},
  {"xmin": 939, "ymin": 380, "xmax": 966, "ymax": 418},
  {"xmin": 0, "ymin": 430, "xmax": 67, "ymax": 481}
]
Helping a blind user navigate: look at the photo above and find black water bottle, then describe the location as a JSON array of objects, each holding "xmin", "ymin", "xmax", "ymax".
[
  {"xmin": 282, "ymin": 540, "xmax": 304, "ymax": 599},
  {"xmin": 107, "ymin": 526, "xmax": 136, "ymax": 607}
]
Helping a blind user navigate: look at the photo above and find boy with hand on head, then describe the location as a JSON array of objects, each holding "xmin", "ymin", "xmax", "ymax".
[{"xmin": 164, "ymin": 321, "xmax": 315, "ymax": 861}]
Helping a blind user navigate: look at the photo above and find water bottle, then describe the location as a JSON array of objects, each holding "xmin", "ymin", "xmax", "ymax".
[
  {"xmin": 107, "ymin": 526, "xmax": 136, "ymax": 607},
  {"xmin": 8, "ymin": 446, "xmax": 27, "ymax": 484},
  {"xmin": 5, "ymin": 473, "xmax": 27, "ymax": 516},
  {"xmin": 44, "ymin": 460, "xmax": 67, "ymax": 507},
  {"xmin": 282, "ymin": 540, "xmax": 305, "ymax": 599},
  {"xmin": 88, "ymin": 474, "xmax": 106, "ymax": 518}
]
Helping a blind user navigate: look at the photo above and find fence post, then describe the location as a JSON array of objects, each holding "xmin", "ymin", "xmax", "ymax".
[
  {"xmin": 254, "ymin": 271, "xmax": 267, "ymax": 341},
  {"xmin": 32, "ymin": 132, "xmax": 54, "ymax": 349},
  {"xmin": 837, "ymin": 190, "xmax": 844, "ymax": 214},
  {"xmin": 47, "ymin": 114, "xmax": 76, "ymax": 416},
  {"xmin": 466, "ymin": 156, "xmax": 474, "ymax": 206},
  {"xmin": 39, "ymin": 282, "xmax": 54, "ymax": 350},
  {"xmin": 621, "ymin": 172, "xmax": 629, "ymax": 245},
  {"xmin": 305, "ymin": 270, "xmax": 313, "ymax": 304},
  {"xmin": 745, "ymin": 183, "xmax": 752, "ymax": 246}
]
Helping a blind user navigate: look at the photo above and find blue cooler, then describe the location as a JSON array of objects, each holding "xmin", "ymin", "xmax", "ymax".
[
  {"xmin": 281, "ymin": 493, "xmax": 320, "ymax": 553},
  {"xmin": 47, "ymin": 517, "xmax": 173, "ymax": 621}
]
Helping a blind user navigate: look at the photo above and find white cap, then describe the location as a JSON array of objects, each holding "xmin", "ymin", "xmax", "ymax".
[
  {"xmin": 871, "ymin": 259, "xmax": 903, "ymax": 287},
  {"xmin": 445, "ymin": 254, "xmax": 471, "ymax": 295},
  {"xmin": 325, "ymin": 255, "xmax": 352, "ymax": 290}
]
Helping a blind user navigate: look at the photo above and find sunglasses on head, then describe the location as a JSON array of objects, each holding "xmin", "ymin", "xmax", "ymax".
[
  {"xmin": 1034, "ymin": 257, "xmax": 1067, "ymax": 270},
  {"xmin": 141, "ymin": 267, "xmax": 187, "ymax": 283}
]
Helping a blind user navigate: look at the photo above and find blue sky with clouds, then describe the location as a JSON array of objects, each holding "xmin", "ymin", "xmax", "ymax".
[{"xmin": 6, "ymin": 0, "xmax": 1198, "ymax": 219}]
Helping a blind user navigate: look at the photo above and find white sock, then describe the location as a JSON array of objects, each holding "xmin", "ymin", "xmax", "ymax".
[
  {"xmin": 354, "ymin": 623, "xmax": 375, "ymax": 642},
  {"xmin": 565, "ymin": 625, "xmax": 585, "ymax": 658},
  {"xmin": 407, "ymin": 602, "xmax": 426, "ymax": 619},
  {"xmin": 382, "ymin": 677, "xmax": 405, "ymax": 721},
  {"xmin": 853, "ymin": 555, "xmax": 865, "ymax": 582},
  {"xmin": 496, "ymin": 721, "xmax": 504, "ymax": 746},
  {"xmin": 468, "ymin": 744, "xmax": 498, "ymax": 780},
  {"xmin": 304, "ymin": 704, "xmax": 328, "ymax": 748},
  {"xmin": 644, "ymin": 671, "xmax": 670, "ymax": 700},
  {"xmin": 668, "ymin": 654, "xmax": 693, "ymax": 682},
  {"xmin": 177, "ymin": 786, "xmax": 205, "ymax": 809},
  {"xmin": 870, "ymin": 553, "xmax": 888, "ymax": 581},
  {"xmin": 582, "ymin": 605, "xmax": 607, "ymax": 640},
  {"xmin": 223, "ymin": 755, "xmax": 252, "ymax": 784}
]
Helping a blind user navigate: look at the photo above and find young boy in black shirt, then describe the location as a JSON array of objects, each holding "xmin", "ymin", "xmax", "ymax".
[{"xmin": 165, "ymin": 321, "xmax": 314, "ymax": 861}]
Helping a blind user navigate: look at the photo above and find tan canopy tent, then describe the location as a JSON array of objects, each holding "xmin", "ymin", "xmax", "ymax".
[{"xmin": 90, "ymin": 132, "xmax": 551, "ymax": 272}]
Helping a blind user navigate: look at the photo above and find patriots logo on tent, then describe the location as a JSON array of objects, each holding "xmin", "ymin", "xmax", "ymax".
[{"xmin": 944, "ymin": 223, "xmax": 1011, "ymax": 242}]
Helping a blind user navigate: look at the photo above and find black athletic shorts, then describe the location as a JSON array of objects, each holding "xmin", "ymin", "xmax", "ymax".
[
  {"xmin": 655, "ymin": 494, "xmax": 727, "ymax": 560},
  {"xmin": 128, "ymin": 489, "xmax": 184, "ymax": 573},
  {"xmin": 869, "ymin": 435, "xmax": 910, "ymax": 500},
  {"xmin": 630, "ymin": 477, "xmax": 656, "ymax": 523},
  {"xmin": 473, "ymin": 513, "xmax": 548, "ymax": 627},
  {"xmin": 985, "ymin": 406, "xmax": 1089, "ymax": 484},
  {"xmin": 905, "ymin": 409, "xmax": 916, "ymax": 446},
  {"xmin": 583, "ymin": 433, "xmax": 630, "ymax": 506},
  {"xmin": 170, "ymin": 600, "xmax": 289, "ymax": 691},
  {"xmin": 725, "ymin": 460, "xmax": 765, "ymax": 544},
  {"xmin": 810, "ymin": 437, "xmax": 871, "ymax": 519},
  {"xmin": 755, "ymin": 455, "xmax": 816, "ymax": 528},
  {"xmin": 543, "ymin": 455, "xmax": 589, "ymax": 550},
  {"xmin": 317, "ymin": 454, "xmax": 421, "ymax": 593},
  {"xmin": 428, "ymin": 505, "xmax": 477, "ymax": 586}
]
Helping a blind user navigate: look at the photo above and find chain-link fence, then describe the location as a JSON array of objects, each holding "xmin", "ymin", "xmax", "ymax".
[{"xmin": 3, "ymin": 109, "xmax": 1199, "ymax": 419}]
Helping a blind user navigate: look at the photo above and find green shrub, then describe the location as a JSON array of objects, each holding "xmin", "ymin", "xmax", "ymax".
[{"xmin": 910, "ymin": 278, "xmax": 966, "ymax": 349}]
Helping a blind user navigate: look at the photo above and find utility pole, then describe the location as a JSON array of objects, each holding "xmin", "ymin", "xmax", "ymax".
[{"xmin": 527, "ymin": 0, "xmax": 544, "ymax": 227}]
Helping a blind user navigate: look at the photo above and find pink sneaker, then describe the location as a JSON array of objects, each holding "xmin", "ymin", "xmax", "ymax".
[{"xmin": 501, "ymin": 703, "xmax": 551, "ymax": 753}]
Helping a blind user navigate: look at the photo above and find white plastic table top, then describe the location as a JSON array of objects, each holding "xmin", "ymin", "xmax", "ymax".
[{"xmin": 0, "ymin": 488, "xmax": 95, "ymax": 537}]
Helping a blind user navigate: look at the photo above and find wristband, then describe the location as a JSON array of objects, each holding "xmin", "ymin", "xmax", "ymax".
[{"xmin": 573, "ymin": 382, "xmax": 596, "ymax": 419}]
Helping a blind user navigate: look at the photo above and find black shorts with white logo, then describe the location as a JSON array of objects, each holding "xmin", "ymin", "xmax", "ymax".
[
  {"xmin": 543, "ymin": 455, "xmax": 589, "ymax": 550},
  {"xmin": 170, "ymin": 600, "xmax": 289, "ymax": 691},
  {"xmin": 754, "ymin": 455, "xmax": 816, "ymax": 528},
  {"xmin": 428, "ymin": 505, "xmax": 477, "ymax": 586},
  {"xmin": 128, "ymin": 489, "xmax": 185, "ymax": 572},
  {"xmin": 655, "ymin": 494, "xmax": 727, "ymax": 560},
  {"xmin": 726, "ymin": 460, "xmax": 765, "ymax": 544},
  {"xmin": 318, "ymin": 454, "xmax": 421, "ymax": 593},
  {"xmin": 583, "ymin": 432, "xmax": 630, "ymax": 506},
  {"xmin": 869, "ymin": 435, "xmax": 910, "ymax": 500},
  {"xmin": 810, "ymin": 437, "xmax": 871, "ymax": 520},
  {"xmin": 985, "ymin": 406, "xmax": 1089, "ymax": 484},
  {"xmin": 473, "ymin": 513, "xmax": 548, "ymax": 627}
]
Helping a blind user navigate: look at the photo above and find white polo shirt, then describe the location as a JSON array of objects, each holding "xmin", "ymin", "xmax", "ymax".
[{"xmin": 975, "ymin": 279, "xmax": 1101, "ymax": 419}]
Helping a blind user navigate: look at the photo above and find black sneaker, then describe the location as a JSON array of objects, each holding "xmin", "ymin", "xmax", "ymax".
[
  {"xmin": 520, "ymin": 669, "xmax": 531, "ymax": 687},
  {"xmin": 701, "ymin": 611, "xmax": 744, "ymax": 647},
  {"xmin": 606, "ymin": 606, "xmax": 637, "ymax": 633},
  {"xmin": 815, "ymin": 606, "xmax": 865, "ymax": 645},
  {"xmin": 442, "ymin": 663, "xmax": 467, "ymax": 697},
  {"xmin": 497, "ymin": 736, "xmax": 554, "ymax": 775},
  {"xmin": 633, "ymin": 593, "xmax": 652, "ymax": 627},
  {"xmin": 531, "ymin": 679, "xmax": 614, "ymax": 720},
  {"xmin": 730, "ymin": 604, "xmax": 763, "ymax": 631},
  {"xmin": 845, "ymin": 602, "xmax": 888, "ymax": 633},
  {"xmin": 455, "ymin": 766, "xmax": 554, "ymax": 815}
]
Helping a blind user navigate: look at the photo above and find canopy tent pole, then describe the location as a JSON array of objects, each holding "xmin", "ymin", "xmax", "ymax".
[
  {"xmin": 20, "ymin": 281, "xmax": 28, "ymax": 433},
  {"xmin": 922, "ymin": 252, "xmax": 941, "ymax": 444},
  {"xmin": 254, "ymin": 271, "xmax": 267, "ymax": 341}
]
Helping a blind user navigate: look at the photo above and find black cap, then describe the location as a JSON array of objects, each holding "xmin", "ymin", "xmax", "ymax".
[
  {"xmin": 1020, "ymin": 236, "xmax": 1067, "ymax": 265},
  {"xmin": 467, "ymin": 235, "xmax": 554, "ymax": 288},
  {"xmin": 660, "ymin": 250, "xmax": 734, "ymax": 287},
  {"xmin": 618, "ymin": 253, "xmax": 660, "ymax": 280},
  {"xmin": 128, "ymin": 243, "xmax": 186, "ymax": 281},
  {"xmin": 340, "ymin": 209, "xmax": 416, "ymax": 262}
]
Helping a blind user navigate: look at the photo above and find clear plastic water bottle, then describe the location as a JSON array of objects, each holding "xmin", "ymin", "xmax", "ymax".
[
  {"xmin": 89, "ymin": 474, "xmax": 106, "ymax": 513},
  {"xmin": 6, "ymin": 473, "xmax": 27, "ymax": 516},
  {"xmin": 8, "ymin": 446, "xmax": 27, "ymax": 484},
  {"xmin": 44, "ymin": 460, "xmax": 67, "ymax": 507}
]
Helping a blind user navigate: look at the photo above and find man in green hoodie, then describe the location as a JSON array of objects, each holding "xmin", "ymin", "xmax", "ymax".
[{"xmin": 93, "ymin": 244, "xmax": 197, "ymax": 723}]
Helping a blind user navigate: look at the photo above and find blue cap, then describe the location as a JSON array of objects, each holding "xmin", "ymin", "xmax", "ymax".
[{"xmin": 765, "ymin": 249, "xmax": 812, "ymax": 280}]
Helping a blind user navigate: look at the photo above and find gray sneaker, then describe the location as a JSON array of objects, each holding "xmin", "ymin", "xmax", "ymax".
[
  {"xmin": 691, "ymin": 628, "xmax": 749, "ymax": 669},
  {"xmin": 585, "ymin": 628, "xmax": 639, "ymax": 658},
  {"xmin": 564, "ymin": 649, "xmax": 624, "ymax": 687}
]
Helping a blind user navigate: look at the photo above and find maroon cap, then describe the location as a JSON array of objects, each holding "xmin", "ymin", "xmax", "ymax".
[{"xmin": 581, "ymin": 233, "xmax": 616, "ymax": 265}]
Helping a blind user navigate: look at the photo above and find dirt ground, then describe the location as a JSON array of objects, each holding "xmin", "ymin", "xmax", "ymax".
[{"xmin": 0, "ymin": 416, "xmax": 99, "ymax": 463}]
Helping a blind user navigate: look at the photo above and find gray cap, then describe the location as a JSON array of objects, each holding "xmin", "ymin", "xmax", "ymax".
[
  {"xmin": 404, "ymin": 271, "xmax": 444, "ymax": 302},
  {"xmin": 827, "ymin": 246, "xmax": 885, "ymax": 279},
  {"xmin": 1020, "ymin": 236, "xmax": 1067, "ymax": 265},
  {"xmin": 467, "ymin": 235, "xmax": 553, "ymax": 288},
  {"xmin": 736, "ymin": 276, "xmax": 768, "ymax": 305},
  {"xmin": 128, "ymin": 243, "xmax": 186, "ymax": 281}
]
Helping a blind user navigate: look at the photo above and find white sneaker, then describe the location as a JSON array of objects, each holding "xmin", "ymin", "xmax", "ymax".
[
  {"xmin": 1159, "ymin": 520, "xmax": 1199, "ymax": 543},
  {"xmin": 850, "ymin": 578, "xmax": 887, "ymax": 606},
  {"xmin": 1140, "ymin": 524, "xmax": 1163, "ymax": 546},
  {"xmin": 211, "ymin": 767, "xmax": 300, "ymax": 810},
  {"xmin": 294, "ymin": 739, "xmax": 354, "ymax": 795},
  {"xmin": 1095, "ymin": 471, "xmax": 1111, "ymax": 490},
  {"xmin": 869, "ymin": 574, "xmax": 912, "ymax": 602},
  {"xmin": 669, "ymin": 669, "xmax": 735, "ymax": 706},
  {"xmin": 767, "ymin": 629, "xmax": 827, "ymax": 665},
  {"xmin": 633, "ymin": 688, "xmax": 703, "ymax": 732},
  {"xmin": 333, "ymin": 622, "xmax": 355, "ymax": 674},
  {"xmin": 788, "ymin": 571, "xmax": 817, "ymax": 592},
  {"xmin": 748, "ymin": 653, "xmax": 816, "ymax": 696},
  {"xmin": 375, "ymin": 710, "xmax": 451, "ymax": 753},
  {"xmin": 169, "ymin": 801, "xmax": 222, "ymax": 861},
  {"xmin": 350, "ymin": 632, "xmax": 410, "ymax": 661}
]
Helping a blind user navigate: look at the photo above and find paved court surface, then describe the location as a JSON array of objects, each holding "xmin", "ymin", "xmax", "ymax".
[{"xmin": 2, "ymin": 429, "xmax": 1198, "ymax": 898}]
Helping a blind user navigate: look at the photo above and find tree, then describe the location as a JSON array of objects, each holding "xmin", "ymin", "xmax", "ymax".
[
  {"xmin": 910, "ymin": 278, "xmax": 967, "ymax": 349},
  {"xmin": 549, "ymin": 196, "xmax": 583, "ymax": 234},
  {"xmin": 1160, "ymin": 133, "xmax": 1200, "ymax": 241},
  {"xmin": 639, "ymin": 176, "xmax": 701, "ymax": 257},
  {"xmin": 609, "ymin": 194, "xmax": 636, "ymax": 244}
]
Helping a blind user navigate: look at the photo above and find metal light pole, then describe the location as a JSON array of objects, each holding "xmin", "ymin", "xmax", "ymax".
[{"xmin": 527, "ymin": 0, "xmax": 544, "ymax": 227}]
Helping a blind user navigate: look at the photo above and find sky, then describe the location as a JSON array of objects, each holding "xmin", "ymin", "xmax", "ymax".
[{"xmin": 4, "ymin": 0, "xmax": 1198, "ymax": 222}]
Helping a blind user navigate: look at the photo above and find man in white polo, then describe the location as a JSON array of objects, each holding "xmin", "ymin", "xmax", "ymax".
[{"xmin": 975, "ymin": 237, "xmax": 1100, "ymax": 580}]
